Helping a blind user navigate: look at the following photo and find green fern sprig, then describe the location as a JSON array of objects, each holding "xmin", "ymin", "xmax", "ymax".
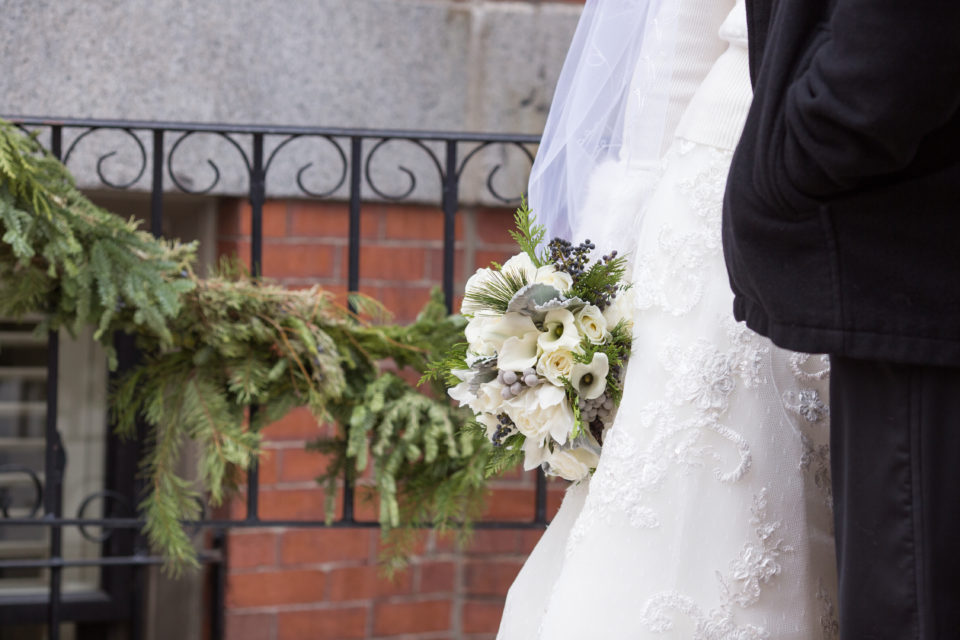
[{"xmin": 509, "ymin": 198, "xmax": 549, "ymax": 267}]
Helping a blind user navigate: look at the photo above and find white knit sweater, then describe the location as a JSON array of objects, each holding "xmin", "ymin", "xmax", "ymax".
[{"xmin": 675, "ymin": 0, "xmax": 752, "ymax": 151}]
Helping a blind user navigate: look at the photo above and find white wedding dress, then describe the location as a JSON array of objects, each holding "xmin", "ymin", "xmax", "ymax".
[{"xmin": 498, "ymin": 1, "xmax": 839, "ymax": 638}]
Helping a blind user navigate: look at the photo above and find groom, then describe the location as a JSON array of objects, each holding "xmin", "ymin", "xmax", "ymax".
[{"xmin": 723, "ymin": 1, "xmax": 960, "ymax": 638}]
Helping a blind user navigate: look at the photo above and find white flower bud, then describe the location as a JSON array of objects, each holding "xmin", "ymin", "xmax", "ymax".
[{"xmin": 574, "ymin": 305, "xmax": 611, "ymax": 345}]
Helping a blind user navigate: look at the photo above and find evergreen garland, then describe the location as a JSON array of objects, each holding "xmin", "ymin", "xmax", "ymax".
[
  {"xmin": 313, "ymin": 293, "xmax": 492, "ymax": 573},
  {"xmin": 0, "ymin": 121, "xmax": 195, "ymax": 363},
  {"xmin": 0, "ymin": 119, "xmax": 497, "ymax": 573}
]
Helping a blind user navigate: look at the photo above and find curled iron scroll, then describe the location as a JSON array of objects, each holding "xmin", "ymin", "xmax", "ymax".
[
  {"xmin": 76, "ymin": 490, "xmax": 135, "ymax": 543},
  {"xmin": 264, "ymin": 134, "xmax": 349, "ymax": 198},
  {"xmin": 457, "ymin": 141, "xmax": 536, "ymax": 204},
  {"xmin": 61, "ymin": 127, "xmax": 148, "ymax": 189},
  {"xmin": 364, "ymin": 138, "xmax": 444, "ymax": 201},
  {"xmin": 167, "ymin": 131, "xmax": 252, "ymax": 195},
  {"xmin": 0, "ymin": 464, "xmax": 43, "ymax": 519}
]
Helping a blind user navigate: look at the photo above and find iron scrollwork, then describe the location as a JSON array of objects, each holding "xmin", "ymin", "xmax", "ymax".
[
  {"xmin": 264, "ymin": 134, "xmax": 349, "ymax": 198},
  {"xmin": 457, "ymin": 140, "xmax": 536, "ymax": 204},
  {"xmin": 0, "ymin": 464, "xmax": 43, "ymax": 519},
  {"xmin": 167, "ymin": 130, "xmax": 252, "ymax": 195},
  {"xmin": 62, "ymin": 127, "xmax": 149, "ymax": 189},
  {"xmin": 364, "ymin": 137, "xmax": 444, "ymax": 201}
]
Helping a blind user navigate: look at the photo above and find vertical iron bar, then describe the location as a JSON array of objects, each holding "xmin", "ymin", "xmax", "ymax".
[
  {"xmin": 210, "ymin": 530, "xmax": 227, "ymax": 640},
  {"xmin": 250, "ymin": 133, "xmax": 265, "ymax": 278},
  {"xmin": 347, "ymin": 137, "xmax": 362, "ymax": 296},
  {"xmin": 50, "ymin": 126, "xmax": 62, "ymax": 160},
  {"xmin": 441, "ymin": 140, "xmax": 458, "ymax": 313},
  {"xmin": 534, "ymin": 468, "xmax": 548, "ymax": 524},
  {"xmin": 130, "ymin": 565, "xmax": 145, "ymax": 640},
  {"xmin": 246, "ymin": 133, "xmax": 265, "ymax": 522},
  {"xmin": 44, "ymin": 331, "xmax": 62, "ymax": 640},
  {"xmin": 45, "ymin": 125, "xmax": 63, "ymax": 640},
  {"xmin": 341, "ymin": 136, "xmax": 363, "ymax": 523},
  {"xmin": 151, "ymin": 130, "xmax": 164, "ymax": 237}
]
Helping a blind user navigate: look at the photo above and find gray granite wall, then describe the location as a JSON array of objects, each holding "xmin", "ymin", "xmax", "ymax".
[{"xmin": 1, "ymin": 0, "xmax": 581, "ymax": 200}]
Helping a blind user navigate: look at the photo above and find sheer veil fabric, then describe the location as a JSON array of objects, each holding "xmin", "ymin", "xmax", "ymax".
[
  {"xmin": 499, "ymin": 1, "xmax": 839, "ymax": 638},
  {"xmin": 526, "ymin": 0, "xmax": 679, "ymax": 244}
]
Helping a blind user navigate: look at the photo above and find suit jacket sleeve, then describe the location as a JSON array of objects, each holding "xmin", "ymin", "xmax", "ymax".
[{"xmin": 782, "ymin": 0, "xmax": 960, "ymax": 198}]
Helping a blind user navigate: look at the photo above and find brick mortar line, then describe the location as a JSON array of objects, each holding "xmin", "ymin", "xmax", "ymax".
[
  {"xmin": 228, "ymin": 556, "xmax": 466, "ymax": 575},
  {"xmin": 229, "ymin": 595, "xmax": 454, "ymax": 615},
  {"xmin": 219, "ymin": 234, "xmax": 515, "ymax": 251}
]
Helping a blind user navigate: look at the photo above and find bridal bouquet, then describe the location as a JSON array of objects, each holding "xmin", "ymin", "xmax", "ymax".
[{"xmin": 429, "ymin": 204, "xmax": 633, "ymax": 482}]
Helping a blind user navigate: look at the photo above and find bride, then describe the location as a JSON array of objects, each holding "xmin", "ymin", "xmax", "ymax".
[{"xmin": 496, "ymin": 0, "xmax": 838, "ymax": 637}]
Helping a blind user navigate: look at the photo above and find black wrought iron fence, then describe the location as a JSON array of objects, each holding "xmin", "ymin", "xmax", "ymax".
[{"xmin": 0, "ymin": 116, "xmax": 545, "ymax": 640}]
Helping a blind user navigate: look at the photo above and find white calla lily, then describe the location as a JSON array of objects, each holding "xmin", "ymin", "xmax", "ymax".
[
  {"xmin": 522, "ymin": 436, "xmax": 551, "ymax": 471},
  {"xmin": 498, "ymin": 330, "xmax": 540, "ymax": 371},
  {"xmin": 478, "ymin": 312, "xmax": 538, "ymax": 353},
  {"xmin": 570, "ymin": 352, "xmax": 610, "ymax": 400},
  {"xmin": 538, "ymin": 308, "xmax": 581, "ymax": 353}
]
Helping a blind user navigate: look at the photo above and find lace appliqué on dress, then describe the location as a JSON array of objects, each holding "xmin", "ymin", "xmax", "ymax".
[
  {"xmin": 565, "ymin": 336, "xmax": 762, "ymax": 551},
  {"xmin": 640, "ymin": 490, "xmax": 791, "ymax": 639},
  {"xmin": 632, "ymin": 145, "xmax": 733, "ymax": 316},
  {"xmin": 784, "ymin": 360, "xmax": 834, "ymax": 511},
  {"xmin": 817, "ymin": 580, "xmax": 840, "ymax": 640}
]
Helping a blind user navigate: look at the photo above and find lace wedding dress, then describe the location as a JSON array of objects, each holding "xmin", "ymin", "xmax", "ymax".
[{"xmin": 497, "ymin": 1, "xmax": 838, "ymax": 638}]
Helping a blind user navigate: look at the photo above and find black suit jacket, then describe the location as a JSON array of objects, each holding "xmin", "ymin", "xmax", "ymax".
[{"xmin": 723, "ymin": 0, "xmax": 960, "ymax": 365}]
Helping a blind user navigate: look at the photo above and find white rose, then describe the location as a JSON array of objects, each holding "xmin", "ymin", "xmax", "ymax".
[
  {"xmin": 448, "ymin": 374, "xmax": 504, "ymax": 416},
  {"xmin": 501, "ymin": 252, "xmax": 539, "ymax": 282},
  {"xmin": 533, "ymin": 265, "xmax": 574, "ymax": 294},
  {"xmin": 574, "ymin": 305, "xmax": 610, "ymax": 345},
  {"xmin": 504, "ymin": 383, "xmax": 574, "ymax": 446},
  {"xmin": 464, "ymin": 313, "xmax": 499, "ymax": 361},
  {"xmin": 544, "ymin": 446, "xmax": 599, "ymax": 482},
  {"xmin": 538, "ymin": 308, "xmax": 581, "ymax": 354},
  {"xmin": 461, "ymin": 267, "xmax": 498, "ymax": 315},
  {"xmin": 536, "ymin": 347, "xmax": 576, "ymax": 386},
  {"xmin": 471, "ymin": 379, "xmax": 506, "ymax": 414},
  {"xmin": 602, "ymin": 286, "xmax": 635, "ymax": 330}
]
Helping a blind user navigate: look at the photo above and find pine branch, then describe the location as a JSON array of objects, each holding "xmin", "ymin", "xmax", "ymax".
[{"xmin": 461, "ymin": 269, "xmax": 528, "ymax": 315}]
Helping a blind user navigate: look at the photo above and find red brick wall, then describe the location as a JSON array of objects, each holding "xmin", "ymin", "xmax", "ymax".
[{"xmin": 218, "ymin": 198, "xmax": 566, "ymax": 640}]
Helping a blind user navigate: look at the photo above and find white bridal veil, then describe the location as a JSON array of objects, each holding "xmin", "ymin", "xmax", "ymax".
[{"xmin": 527, "ymin": 0, "xmax": 681, "ymax": 243}]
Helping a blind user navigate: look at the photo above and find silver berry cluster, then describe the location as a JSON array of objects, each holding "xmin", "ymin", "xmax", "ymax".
[
  {"xmin": 580, "ymin": 393, "xmax": 616, "ymax": 426},
  {"xmin": 498, "ymin": 367, "xmax": 542, "ymax": 399}
]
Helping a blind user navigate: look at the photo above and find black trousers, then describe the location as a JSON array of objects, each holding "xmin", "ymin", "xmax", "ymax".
[{"xmin": 830, "ymin": 356, "xmax": 960, "ymax": 639}]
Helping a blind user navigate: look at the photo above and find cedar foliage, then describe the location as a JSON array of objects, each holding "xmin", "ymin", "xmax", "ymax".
[
  {"xmin": 0, "ymin": 119, "xmax": 495, "ymax": 573},
  {"xmin": 0, "ymin": 121, "xmax": 195, "ymax": 363}
]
